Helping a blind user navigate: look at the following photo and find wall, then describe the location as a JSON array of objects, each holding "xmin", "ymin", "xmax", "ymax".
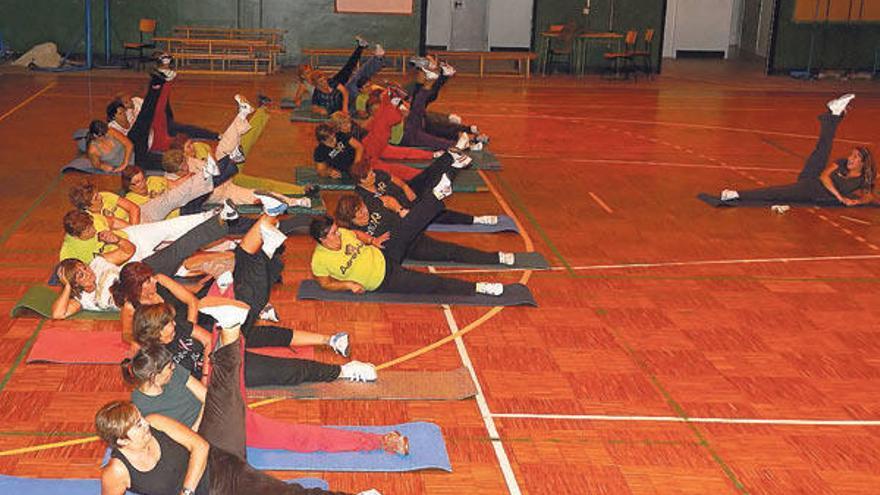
[
  {"xmin": 769, "ymin": 0, "xmax": 880, "ymax": 72},
  {"xmin": 428, "ymin": 0, "xmax": 533, "ymax": 48},
  {"xmin": 0, "ymin": 0, "xmax": 421, "ymax": 65}
]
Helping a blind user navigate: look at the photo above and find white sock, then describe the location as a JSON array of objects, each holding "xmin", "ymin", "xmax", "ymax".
[
  {"xmin": 498, "ymin": 252, "xmax": 515, "ymax": 266},
  {"xmin": 259, "ymin": 222, "xmax": 287, "ymax": 258},
  {"xmin": 473, "ymin": 215, "xmax": 498, "ymax": 225},
  {"xmin": 475, "ymin": 282, "xmax": 504, "ymax": 296},
  {"xmin": 432, "ymin": 173, "xmax": 453, "ymax": 200}
]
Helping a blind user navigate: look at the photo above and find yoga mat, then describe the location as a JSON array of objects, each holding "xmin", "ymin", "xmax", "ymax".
[
  {"xmin": 203, "ymin": 194, "xmax": 325, "ymax": 216},
  {"xmin": 61, "ymin": 157, "xmax": 164, "ymax": 176},
  {"xmin": 27, "ymin": 472, "xmax": 328, "ymax": 495},
  {"xmin": 297, "ymin": 280, "xmax": 536, "ymax": 307},
  {"xmin": 403, "ymin": 251, "xmax": 549, "ymax": 270},
  {"xmin": 26, "ymin": 327, "xmax": 314, "ymax": 364},
  {"xmin": 247, "ymin": 367, "xmax": 476, "ymax": 401},
  {"xmin": 697, "ymin": 192, "xmax": 880, "ymax": 208},
  {"xmin": 295, "ymin": 167, "xmax": 488, "ymax": 192},
  {"xmin": 426, "ymin": 215, "xmax": 518, "ymax": 233},
  {"xmin": 11, "ymin": 285, "xmax": 120, "ymax": 320},
  {"xmin": 402, "ymin": 158, "xmax": 501, "ymax": 171},
  {"xmin": 232, "ymin": 173, "xmax": 307, "ymax": 196},
  {"xmin": 245, "ymin": 422, "xmax": 451, "ymax": 473}
]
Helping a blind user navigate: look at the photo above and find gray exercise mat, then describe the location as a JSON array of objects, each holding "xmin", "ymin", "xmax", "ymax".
[
  {"xmin": 403, "ymin": 252, "xmax": 549, "ymax": 270},
  {"xmin": 426, "ymin": 215, "xmax": 518, "ymax": 233},
  {"xmin": 297, "ymin": 280, "xmax": 536, "ymax": 307},
  {"xmin": 62, "ymin": 156, "xmax": 163, "ymax": 176}
]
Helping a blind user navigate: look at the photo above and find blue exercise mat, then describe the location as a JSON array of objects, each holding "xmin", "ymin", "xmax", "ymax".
[
  {"xmin": 0, "ymin": 474, "xmax": 328, "ymax": 495},
  {"xmin": 426, "ymin": 215, "xmax": 518, "ymax": 233},
  {"xmin": 247, "ymin": 422, "xmax": 451, "ymax": 472}
]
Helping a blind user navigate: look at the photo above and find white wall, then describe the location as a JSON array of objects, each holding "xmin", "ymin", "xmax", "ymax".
[
  {"xmin": 756, "ymin": 0, "xmax": 773, "ymax": 56},
  {"xmin": 663, "ymin": 0, "xmax": 736, "ymax": 58},
  {"xmin": 426, "ymin": 0, "xmax": 533, "ymax": 49},
  {"xmin": 729, "ymin": 0, "xmax": 744, "ymax": 46}
]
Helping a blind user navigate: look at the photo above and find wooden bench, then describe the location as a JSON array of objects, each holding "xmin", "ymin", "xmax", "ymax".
[
  {"xmin": 301, "ymin": 48, "xmax": 414, "ymax": 75},
  {"xmin": 427, "ymin": 50, "xmax": 537, "ymax": 78},
  {"xmin": 156, "ymin": 36, "xmax": 281, "ymax": 74},
  {"xmin": 173, "ymin": 26, "xmax": 284, "ymax": 45}
]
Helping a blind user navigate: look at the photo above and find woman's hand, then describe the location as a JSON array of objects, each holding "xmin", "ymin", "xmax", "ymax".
[
  {"xmin": 380, "ymin": 196, "xmax": 403, "ymax": 212},
  {"xmin": 348, "ymin": 282, "xmax": 365, "ymax": 294},
  {"xmin": 840, "ymin": 196, "xmax": 859, "ymax": 207},
  {"xmin": 372, "ymin": 232, "xmax": 390, "ymax": 248}
]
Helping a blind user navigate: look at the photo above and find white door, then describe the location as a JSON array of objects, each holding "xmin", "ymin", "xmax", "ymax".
[{"xmin": 450, "ymin": 0, "xmax": 489, "ymax": 51}]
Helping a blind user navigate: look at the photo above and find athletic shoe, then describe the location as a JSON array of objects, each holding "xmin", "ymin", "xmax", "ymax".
[
  {"xmin": 470, "ymin": 142, "xmax": 484, "ymax": 151},
  {"xmin": 475, "ymin": 282, "xmax": 504, "ymax": 296},
  {"xmin": 408, "ymin": 56, "xmax": 432, "ymax": 70},
  {"xmin": 421, "ymin": 67, "xmax": 439, "ymax": 81},
  {"xmin": 448, "ymin": 151, "xmax": 473, "ymax": 169},
  {"xmin": 259, "ymin": 221, "xmax": 287, "ymax": 258},
  {"xmin": 204, "ymin": 155, "xmax": 221, "ymax": 177},
  {"xmin": 355, "ymin": 36, "xmax": 370, "ymax": 48},
  {"xmin": 215, "ymin": 270, "xmax": 234, "ymax": 291},
  {"xmin": 339, "ymin": 361, "xmax": 377, "ymax": 382},
  {"xmin": 498, "ymin": 252, "xmax": 515, "ymax": 266},
  {"xmin": 228, "ymin": 146, "xmax": 246, "ymax": 164},
  {"xmin": 454, "ymin": 132, "xmax": 471, "ymax": 151},
  {"xmin": 254, "ymin": 190, "xmax": 288, "ymax": 216},
  {"xmin": 475, "ymin": 133, "xmax": 490, "ymax": 144},
  {"xmin": 258, "ymin": 302, "xmax": 279, "ymax": 322},
  {"xmin": 220, "ymin": 199, "xmax": 239, "ymax": 221},
  {"xmin": 356, "ymin": 490, "xmax": 383, "ymax": 495},
  {"xmin": 448, "ymin": 114, "xmax": 462, "ymax": 124},
  {"xmin": 381, "ymin": 431, "xmax": 409, "ymax": 456},
  {"xmin": 374, "ymin": 44, "xmax": 386, "ymax": 57},
  {"xmin": 720, "ymin": 189, "xmax": 740, "ymax": 201},
  {"xmin": 473, "ymin": 215, "xmax": 498, "ymax": 225},
  {"xmin": 827, "ymin": 93, "xmax": 855, "ymax": 116},
  {"xmin": 200, "ymin": 301, "xmax": 249, "ymax": 329},
  {"xmin": 328, "ymin": 332, "xmax": 350, "ymax": 357},
  {"xmin": 289, "ymin": 196, "xmax": 312, "ymax": 208},
  {"xmin": 432, "ymin": 173, "xmax": 453, "ymax": 200},
  {"xmin": 440, "ymin": 62, "xmax": 456, "ymax": 76},
  {"xmin": 156, "ymin": 52, "xmax": 173, "ymax": 67},
  {"xmin": 257, "ymin": 94, "xmax": 273, "ymax": 107},
  {"xmin": 234, "ymin": 94, "xmax": 254, "ymax": 116}
]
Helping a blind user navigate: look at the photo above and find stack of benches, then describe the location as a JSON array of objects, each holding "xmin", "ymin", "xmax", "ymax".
[{"xmin": 154, "ymin": 26, "xmax": 285, "ymax": 75}]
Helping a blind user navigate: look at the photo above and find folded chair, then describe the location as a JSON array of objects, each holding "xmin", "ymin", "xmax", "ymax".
[{"xmin": 123, "ymin": 18, "xmax": 157, "ymax": 70}]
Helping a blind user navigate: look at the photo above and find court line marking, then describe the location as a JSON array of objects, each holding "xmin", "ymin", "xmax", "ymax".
[
  {"xmin": 588, "ymin": 192, "xmax": 614, "ymax": 214},
  {"xmin": 494, "ymin": 155, "xmax": 799, "ymax": 173},
  {"xmin": 839, "ymin": 215, "xmax": 872, "ymax": 225},
  {"xmin": 0, "ymin": 82, "xmax": 56, "ymax": 124},
  {"xmin": 491, "ymin": 413, "xmax": 880, "ymax": 426}
]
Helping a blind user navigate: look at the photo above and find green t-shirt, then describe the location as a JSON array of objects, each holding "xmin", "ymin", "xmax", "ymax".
[
  {"xmin": 58, "ymin": 234, "xmax": 105, "ymax": 264},
  {"xmin": 131, "ymin": 365, "xmax": 202, "ymax": 429},
  {"xmin": 310, "ymin": 228, "xmax": 386, "ymax": 291}
]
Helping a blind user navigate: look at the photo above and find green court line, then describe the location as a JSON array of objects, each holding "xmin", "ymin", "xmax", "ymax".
[
  {"xmin": 0, "ymin": 319, "xmax": 46, "ymax": 394},
  {"xmin": 495, "ymin": 175, "xmax": 575, "ymax": 276},
  {"xmin": 0, "ymin": 174, "xmax": 62, "ymax": 249},
  {"xmin": 599, "ymin": 308, "xmax": 750, "ymax": 494},
  {"xmin": 0, "ymin": 430, "xmax": 93, "ymax": 437}
]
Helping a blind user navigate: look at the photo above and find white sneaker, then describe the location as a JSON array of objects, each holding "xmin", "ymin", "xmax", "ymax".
[
  {"xmin": 200, "ymin": 303, "xmax": 249, "ymax": 329},
  {"xmin": 469, "ymin": 125, "xmax": 480, "ymax": 134},
  {"xmin": 432, "ymin": 173, "xmax": 453, "ymax": 200},
  {"xmin": 204, "ymin": 155, "xmax": 221, "ymax": 177},
  {"xmin": 253, "ymin": 191, "xmax": 288, "ymax": 216},
  {"xmin": 720, "ymin": 189, "xmax": 740, "ymax": 201},
  {"xmin": 328, "ymin": 332, "xmax": 350, "ymax": 357},
  {"xmin": 448, "ymin": 114, "xmax": 462, "ymax": 124},
  {"xmin": 229, "ymin": 146, "xmax": 245, "ymax": 164},
  {"xmin": 259, "ymin": 221, "xmax": 287, "ymax": 258},
  {"xmin": 498, "ymin": 252, "xmax": 515, "ymax": 266},
  {"xmin": 475, "ymin": 282, "xmax": 504, "ymax": 296},
  {"xmin": 356, "ymin": 490, "xmax": 383, "ymax": 495},
  {"xmin": 827, "ymin": 93, "xmax": 855, "ymax": 116},
  {"xmin": 216, "ymin": 270, "xmax": 234, "ymax": 291},
  {"xmin": 374, "ymin": 44, "xmax": 385, "ymax": 57},
  {"xmin": 473, "ymin": 215, "xmax": 498, "ymax": 225},
  {"xmin": 157, "ymin": 67, "xmax": 176, "ymax": 81},
  {"xmin": 454, "ymin": 132, "xmax": 471, "ymax": 151},
  {"xmin": 220, "ymin": 199, "xmax": 239, "ymax": 221},
  {"xmin": 234, "ymin": 94, "xmax": 254, "ymax": 117},
  {"xmin": 421, "ymin": 67, "xmax": 439, "ymax": 81},
  {"xmin": 258, "ymin": 302, "xmax": 279, "ymax": 322},
  {"xmin": 449, "ymin": 151, "xmax": 473, "ymax": 169},
  {"xmin": 470, "ymin": 141, "xmax": 484, "ymax": 151},
  {"xmin": 440, "ymin": 62, "xmax": 455, "ymax": 76},
  {"xmin": 289, "ymin": 196, "xmax": 312, "ymax": 208},
  {"xmin": 339, "ymin": 361, "xmax": 377, "ymax": 382},
  {"xmin": 355, "ymin": 35, "xmax": 370, "ymax": 48}
]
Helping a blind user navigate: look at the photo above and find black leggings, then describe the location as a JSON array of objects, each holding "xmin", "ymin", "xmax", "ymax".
[
  {"xmin": 128, "ymin": 75, "xmax": 166, "ymax": 171},
  {"xmin": 738, "ymin": 113, "xmax": 842, "ymax": 203},
  {"xmin": 244, "ymin": 352, "xmax": 340, "ymax": 387},
  {"xmin": 405, "ymin": 234, "xmax": 497, "ymax": 265}
]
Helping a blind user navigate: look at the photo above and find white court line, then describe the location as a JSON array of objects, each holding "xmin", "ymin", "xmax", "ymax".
[
  {"xmin": 432, "ymin": 253, "xmax": 880, "ymax": 275},
  {"xmin": 493, "ymin": 155, "xmax": 798, "ymax": 173},
  {"xmin": 464, "ymin": 113, "xmax": 871, "ymax": 145},
  {"xmin": 491, "ymin": 412, "xmax": 880, "ymax": 426},
  {"xmin": 428, "ymin": 267, "xmax": 522, "ymax": 495},
  {"xmin": 839, "ymin": 215, "xmax": 872, "ymax": 226}
]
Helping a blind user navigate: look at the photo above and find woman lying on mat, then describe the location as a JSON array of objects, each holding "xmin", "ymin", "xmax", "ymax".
[
  {"xmin": 310, "ymin": 37, "xmax": 388, "ymax": 116},
  {"xmin": 121, "ymin": 165, "xmax": 208, "ymax": 222},
  {"xmin": 309, "ymin": 154, "xmax": 505, "ymax": 297},
  {"xmin": 334, "ymin": 193, "xmax": 512, "ymax": 266},
  {"xmin": 69, "ymin": 180, "xmax": 140, "ymax": 228},
  {"xmin": 123, "ymin": 344, "xmax": 408, "ymax": 455},
  {"xmin": 350, "ymin": 152, "xmax": 499, "ymax": 227},
  {"xmin": 112, "ymin": 214, "xmax": 363, "ymax": 381},
  {"xmin": 97, "ymin": 298, "xmax": 384, "ymax": 495},
  {"xmin": 86, "ymin": 120, "xmax": 134, "ymax": 173},
  {"xmin": 719, "ymin": 94, "xmax": 877, "ymax": 207}
]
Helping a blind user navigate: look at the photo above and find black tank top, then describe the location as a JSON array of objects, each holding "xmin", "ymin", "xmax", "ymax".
[{"xmin": 110, "ymin": 427, "xmax": 210, "ymax": 495}]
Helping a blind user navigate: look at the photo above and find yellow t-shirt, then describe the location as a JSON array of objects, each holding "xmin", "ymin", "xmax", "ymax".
[
  {"xmin": 124, "ymin": 177, "xmax": 179, "ymax": 219},
  {"xmin": 98, "ymin": 191, "xmax": 130, "ymax": 223},
  {"xmin": 58, "ymin": 234, "xmax": 106, "ymax": 264},
  {"xmin": 310, "ymin": 228, "xmax": 386, "ymax": 291}
]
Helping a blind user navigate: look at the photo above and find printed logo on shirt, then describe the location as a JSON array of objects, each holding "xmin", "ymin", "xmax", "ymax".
[
  {"xmin": 327, "ymin": 142, "xmax": 346, "ymax": 159},
  {"xmin": 339, "ymin": 240, "xmax": 366, "ymax": 275},
  {"xmin": 366, "ymin": 211, "xmax": 383, "ymax": 237}
]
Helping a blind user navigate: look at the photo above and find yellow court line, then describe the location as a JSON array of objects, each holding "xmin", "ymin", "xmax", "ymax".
[{"xmin": 0, "ymin": 82, "xmax": 57, "ymax": 124}]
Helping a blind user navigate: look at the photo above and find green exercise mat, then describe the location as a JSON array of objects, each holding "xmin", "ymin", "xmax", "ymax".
[{"xmin": 11, "ymin": 285, "xmax": 119, "ymax": 320}]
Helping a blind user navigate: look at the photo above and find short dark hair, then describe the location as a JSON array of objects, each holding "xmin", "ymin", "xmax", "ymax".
[
  {"xmin": 63, "ymin": 210, "xmax": 94, "ymax": 236},
  {"xmin": 68, "ymin": 181, "xmax": 96, "ymax": 210},
  {"xmin": 315, "ymin": 123, "xmax": 336, "ymax": 143},
  {"xmin": 309, "ymin": 215, "xmax": 334, "ymax": 242},
  {"xmin": 106, "ymin": 99, "xmax": 126, "ymax": 122},
  {"xmin": 121, "ymin": 166, "xmax": 144, "ymax": 193},
  {"xmin": 89, "ymin": 119, "xmax": 108, "ymax": 138},
  {"xmin": 334, "ymin": 193, "xmax": 362, "ymax": 229}
]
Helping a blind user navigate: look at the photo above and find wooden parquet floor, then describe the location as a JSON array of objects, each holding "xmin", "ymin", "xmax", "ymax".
[{"xmin": 0, "ymin": 58, "xmax": 879, "ymax": 494}]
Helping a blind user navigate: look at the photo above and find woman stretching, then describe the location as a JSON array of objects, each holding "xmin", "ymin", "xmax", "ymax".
[
  {"xmin": 124, "ymin": 344, "xmax": 408, "ymax": 455},
  {"xmin": 720, "ymin": 94, "xmax": 876, "ymax": 207},
  {"xmin": 96, "ymin": 298, "xmax": 382, "ymax": 495}
]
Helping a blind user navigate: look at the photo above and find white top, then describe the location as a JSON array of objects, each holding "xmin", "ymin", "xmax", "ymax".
[{"xmin": 76, "ymin": 256, "xmax": 121, "ymax": 311}]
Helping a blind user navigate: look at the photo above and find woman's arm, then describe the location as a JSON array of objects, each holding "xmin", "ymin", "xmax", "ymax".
[
  {"xmin": 819, "ymin": 162, "xmax": 859, "ymax": 206},
  {"xmin": 102, "ymin": 237, "xmax": 136, "ymax": 266},
  {"xmin": 156, "ymin": 274, "xmax": 199, "ymax": 323},
  {"xmin": 316, "ymin": 161, "xmax": 342, "ymax": 179},
  {"xmin": 88, "ymin": 144, "xmax": 118, "ymax": 173},
  {"xmin": 100, "ymin": 458, "xmax": 131, "ymax": 495},
  {"xmin": 351, "ymin": 230, "xmax": 389, "ymax": 248},
  {"xmin": 147, "ymin": 414, "xmax": 209, "ymax": 494},
  {"xmin": 315, "ymin": 275, "xmax": 364, "ymax": 294},
  {"xmin": 50, "ymin": 277, "xmax": 82, "ymax": 319},
  {"xmin": 339, "ymin": 84, "xmax": 350, "ymax": 115},
  {"xmin": 185, "ymin": 374, "xmax": 208, "ymax": 430},
  {"xmin": 108, "ymin": 128, "xmax": 133, "ymax": 170},
  {"xmin": 349, "ymin": 137, "xmax": 364, "ymax": 166},
  {"xmin": 116, "ymin": 196, "xmax": 141, "ymax": 225},
  {"xmin": 391, "ymin": 175, "xmax": 417, "ymax": 202}
]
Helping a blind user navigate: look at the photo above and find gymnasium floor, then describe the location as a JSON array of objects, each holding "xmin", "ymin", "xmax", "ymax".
[{"xmin": 0, "ymin": 58, "xmax": 879, "ymax": 494}]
